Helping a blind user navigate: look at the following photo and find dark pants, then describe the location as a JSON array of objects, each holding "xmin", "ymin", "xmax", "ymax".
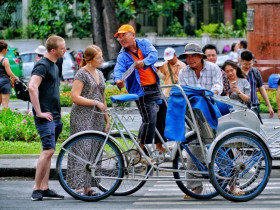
[
  {"xmin": 249, "ymin": 104, "xmax": 263, "ymax": 124},
  {"xmin": 136, "ymin": 83, "xmax": 162, "ymax": 145},
  {"xmin": 155, "ymin": 102, "xmax": 167, "ymax": 144}
]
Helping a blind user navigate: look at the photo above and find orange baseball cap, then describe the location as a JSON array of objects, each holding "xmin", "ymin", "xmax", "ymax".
[{"xmin": 114, "ymin": 24, "xmax": 135, "ymax": 37}]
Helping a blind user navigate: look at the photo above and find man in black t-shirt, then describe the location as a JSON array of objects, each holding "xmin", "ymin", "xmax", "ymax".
[{"xmin": 29, "ymin": 35, "xmax": 66, "ymax": 201}]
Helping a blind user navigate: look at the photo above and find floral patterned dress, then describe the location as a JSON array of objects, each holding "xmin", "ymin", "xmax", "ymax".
[{"xmin": 67, "ymin": 68, "xmax": 105, "ymax": 189}]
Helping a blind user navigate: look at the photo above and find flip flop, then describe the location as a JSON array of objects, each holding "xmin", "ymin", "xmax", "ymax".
[
  {"xmin": 231, "ymin": 187, "xmax": 245, "ymax": 196},
  {"xmin": 183, "ymin": 189, "xmax": 201, "ymax": 199},
  {"xmin": 86, "ymin": 190, "xmax": 101, "ymax": 196}
]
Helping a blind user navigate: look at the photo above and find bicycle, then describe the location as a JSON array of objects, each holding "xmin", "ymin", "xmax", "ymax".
[{"xmin": 56, "ymin": 84, "xmax": 271, "ymax": 202}]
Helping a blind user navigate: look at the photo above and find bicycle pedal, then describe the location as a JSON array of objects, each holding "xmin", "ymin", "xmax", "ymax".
[{"xmin": 151, "ymin": 150, "xmax": 165, "ymax": 164}]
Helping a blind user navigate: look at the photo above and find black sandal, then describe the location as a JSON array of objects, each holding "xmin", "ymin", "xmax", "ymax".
[{"xmin": 86, "ymin": 190, "xmax": 101, "ymax": 196}]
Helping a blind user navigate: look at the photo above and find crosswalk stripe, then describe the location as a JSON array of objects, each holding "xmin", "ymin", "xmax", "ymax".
[{"xmin": 136, "ymin": 177, "xmax": 280, "ymax": 205}]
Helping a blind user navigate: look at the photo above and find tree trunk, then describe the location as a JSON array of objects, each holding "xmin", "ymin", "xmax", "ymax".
[
  {"xmin": 90, "ymin": 0, "xmax": 109, "ymax": 60},
  {"xmin": 102, "ymin": 0, "xmax": 121, "ymax": 60}
]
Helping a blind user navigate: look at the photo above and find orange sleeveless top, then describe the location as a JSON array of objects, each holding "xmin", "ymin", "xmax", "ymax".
[{"xmin": 129, "ymin": 49, "xmax": 156, "ymax": 86}]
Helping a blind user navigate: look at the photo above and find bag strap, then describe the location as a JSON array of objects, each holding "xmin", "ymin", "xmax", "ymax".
[
  {"xmin": 167, "ymin": 63, "xmax": 175, "ymax": 84},
  {"xmin": 0, "ymin": 57, "xmax": 5, "ymax": 64}
]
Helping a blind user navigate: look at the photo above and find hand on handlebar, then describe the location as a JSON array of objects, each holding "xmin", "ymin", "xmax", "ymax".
[{"xmin": 116, "ymin": 80, "xmax": 125, "ymax": 89}]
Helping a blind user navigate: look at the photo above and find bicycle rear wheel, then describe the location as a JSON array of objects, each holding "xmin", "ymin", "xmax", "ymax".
[
  {"xmin": 173, "ymin": 140, "xmax": 218, "ymax": 199},
  {"xmin": 56, "ymin": 133, "xmax": 124, "ymax": 201},
  {"xmin": 209, "ymin": 132, "xmax": 271, "ymax": 202}
]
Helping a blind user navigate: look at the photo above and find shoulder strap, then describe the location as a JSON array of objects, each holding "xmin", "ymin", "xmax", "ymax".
[
  {"xmin": 167, "ymin": 63, "xmax": 175, "ymax": 84},
  {"xmin": 0, "ymin": 57, "xmax": 5, "ymax": 63}
]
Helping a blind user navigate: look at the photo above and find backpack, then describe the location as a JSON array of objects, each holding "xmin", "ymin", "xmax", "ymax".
[{"xmin": 14, "ymin": 79, "xmax": 30, "ymax": 102}]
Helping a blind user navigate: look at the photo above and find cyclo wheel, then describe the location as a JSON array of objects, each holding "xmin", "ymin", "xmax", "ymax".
[
  {"xmin": 173, "ymin": 139, "xmax": 219, "ymax": 199},
  {"xmin": 209, "ymin": 131, "xmax": 271, "ymax": 202},
  {"xmin": 56, "ymin": 133, "xmax": 124, "ymax": 202},
  {"xmin": 108, "ymin": 133, "xmax": 151, "ymax": 196}
]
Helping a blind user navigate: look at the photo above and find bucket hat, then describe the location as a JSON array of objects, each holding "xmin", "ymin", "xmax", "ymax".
[
  {"xmin": 34, "ymin": 45, "xmax": 47, "ymax": 56},
  {"xmin": 180, "ymin": 43, "xmax": 207, "ymax": 59}
]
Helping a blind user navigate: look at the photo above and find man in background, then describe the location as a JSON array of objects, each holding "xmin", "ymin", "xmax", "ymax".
[
  {"xmin": 202, "ymin": 44, "xmax": 230, "ymax": 96},
  {"xmin": 157, "ymin": 47, "xmax": 186, "ymax": 97},
  {"xmin": 240, "ymin": 50, "xmax": 274, "ymax": 123}
]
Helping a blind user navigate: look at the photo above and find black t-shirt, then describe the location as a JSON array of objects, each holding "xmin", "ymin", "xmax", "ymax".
[
  {"xmin": 31, "ymin": 57, "xmax": 61, "ymax": 123},
  {"xmin": 56, "ymin": 57, "xmax": 63, "ymax": 80},
  {"xmin": 278, "ymin": 78, "xmax": 280, "ymax": 85}
]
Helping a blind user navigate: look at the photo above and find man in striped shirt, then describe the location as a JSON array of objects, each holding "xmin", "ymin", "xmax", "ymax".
[
  {"xmin": 240, "ymin": 50, "xmax": 274, "ymax": 123},
  {"xmin": 179, "ymin": 43, "xmax": 223, "ymax": 95}
]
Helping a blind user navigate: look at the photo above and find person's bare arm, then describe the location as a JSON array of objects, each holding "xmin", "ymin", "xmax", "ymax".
[
  {"xmin": 29, "ymin": 75, "xmax": 53, "ymax": 121},
  {"xmin": 71, "ymin": 80, "xmax": 105, "ymax": 110},
  {"xmin": 103, "ymin": 96, "xmax": 110, "ymax": 132},
  {"xmin": 259, "ymin": 86, "xmax": 274, "ymax": 118},
  {"xmin": 3, "ymin": 58, "xmax": 18, "ymax": 80}
]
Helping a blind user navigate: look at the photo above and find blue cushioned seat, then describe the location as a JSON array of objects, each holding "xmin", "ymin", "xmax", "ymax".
[{"xmin": 110, "ymin": 94, "xmax": 139, "ymax": 103}]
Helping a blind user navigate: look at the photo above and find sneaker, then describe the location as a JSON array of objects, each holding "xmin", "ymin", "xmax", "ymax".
[
  {"xmin": 31, "ymin": 190, "xmax": 43, "ymax": 201},
  {"xmin": 42, "ymin": 189, "xmax": 64, "ymax": 200}
]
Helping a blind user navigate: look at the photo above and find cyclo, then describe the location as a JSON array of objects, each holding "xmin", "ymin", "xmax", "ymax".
[{"xmin": 56, "ymin": 84, "xmax": 272, "ymax": 202}]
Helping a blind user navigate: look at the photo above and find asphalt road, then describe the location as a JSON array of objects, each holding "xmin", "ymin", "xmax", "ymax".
[{"xmin": 1, "ymin": 171, "xmax": 280, "ymax": 210}]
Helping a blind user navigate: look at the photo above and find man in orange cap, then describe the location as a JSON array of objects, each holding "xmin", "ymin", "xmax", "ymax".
[{"xmin": 114, "ymin": 24, "xmax": 166, "ymax": 163}]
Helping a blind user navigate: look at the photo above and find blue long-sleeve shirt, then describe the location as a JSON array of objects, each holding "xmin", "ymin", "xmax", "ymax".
[{"xmin": 114, "ymin": 38, "xmax": 160, "ymax": 97}]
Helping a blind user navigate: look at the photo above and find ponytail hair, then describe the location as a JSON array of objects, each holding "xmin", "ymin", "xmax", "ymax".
[
  {"xmin": 79, "ymin": 45, "xmax": 102, "ymax": 68},
  {"xmin": 80, "ymin": 58, "xmax": 87, "ymax": 68}
]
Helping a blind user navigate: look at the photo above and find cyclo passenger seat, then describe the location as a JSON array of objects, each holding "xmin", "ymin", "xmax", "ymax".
[{"xmin": 165, "ymin": 86, "xmax": 221, "ymax": 144}]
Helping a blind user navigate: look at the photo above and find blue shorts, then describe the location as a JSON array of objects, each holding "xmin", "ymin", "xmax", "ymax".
[{"xmin": 35, "ymin": 119, "xmax": 63, "ymax": 150}]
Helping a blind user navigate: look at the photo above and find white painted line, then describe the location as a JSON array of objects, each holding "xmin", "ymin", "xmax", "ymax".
[{"xmin": 133, "ymin": 201, "xmax": 280, "ymax": 205}]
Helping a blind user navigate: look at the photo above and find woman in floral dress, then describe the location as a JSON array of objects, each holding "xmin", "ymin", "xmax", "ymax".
[{"xmin": 67, "ymin": 45, "xmax": 110, "ymax": 196}]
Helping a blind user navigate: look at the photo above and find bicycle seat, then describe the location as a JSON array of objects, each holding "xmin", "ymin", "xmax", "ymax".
[{"xmin": 111, "ymin": 94, "xmax": 139, "ymax": 103}]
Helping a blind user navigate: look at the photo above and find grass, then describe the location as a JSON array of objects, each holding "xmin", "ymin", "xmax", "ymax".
[{"xmin": 0, "ymin": 141, "xmax": 61, "ymax": 155}]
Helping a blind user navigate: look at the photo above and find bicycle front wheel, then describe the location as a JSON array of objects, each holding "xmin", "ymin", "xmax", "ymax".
[
  {"xmin": 56, "ymin": 133, "xmax": 124, "ymax": 202},
  {"xmin": 209, "ymin": 132, "xmax": 271, "ymax": 202}
]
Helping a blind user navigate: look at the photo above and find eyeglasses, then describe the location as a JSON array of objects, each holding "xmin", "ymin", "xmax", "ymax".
[
  {"xmin": 241, "ymin": 62, "xmax": 253, "ymax": 67},
  {"xmin": 116, "ymin": 33, "xmax": 131, "ymax": 41}
]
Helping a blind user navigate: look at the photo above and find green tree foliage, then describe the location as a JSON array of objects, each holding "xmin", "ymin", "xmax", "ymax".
[
  {"xmin": 0, "ymin": 0, "xmax": 20, "ymax": 28},
  {"xmin": 28, "ymin": 0, "xmax": 75, "ymax": 39},
  {"xmin": 195, "ymin": 18, "xmax": 247, "ymax": 38},
  {"xmin": 71, "ymin": 0, "xmax": 92, "ymax": 39},
  {"xmin": 195, "ymin": 23, "xmax": 219, "ymax": 38},
  {"xmin": 116, "ymin": 0, "xmax": 187, "ymax": 24},
  {"xmin": 165, "ymin": 17, "xmax": 187, "ymax": 37}
]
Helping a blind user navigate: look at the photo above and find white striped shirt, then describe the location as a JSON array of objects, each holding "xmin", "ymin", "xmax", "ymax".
[{"xmin": 178, "ymin": 60, "xmax": 223, "ymax": 95}]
